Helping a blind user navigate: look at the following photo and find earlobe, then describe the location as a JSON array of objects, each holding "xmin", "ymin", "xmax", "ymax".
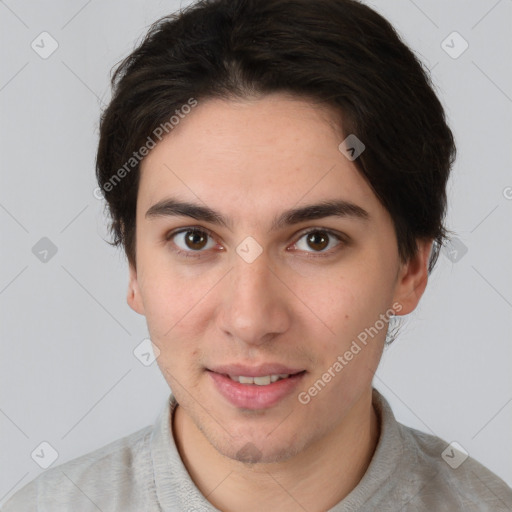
[
  {"xmin": 392, "ymin": 240, "xmax": 433, "ymax": 315},
  {"xmin": 127, "ymin": 264, "xmax": 145, "ymax": 315}
]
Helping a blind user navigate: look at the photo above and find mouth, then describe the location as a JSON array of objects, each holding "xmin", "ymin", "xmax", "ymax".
[
  {"xmin": 226, "ymin": 373, "xmax": 295, "ymax": 385},
  {"xmin": 206, "ymin": 365, "xmax": 307, "ymax": 410}
]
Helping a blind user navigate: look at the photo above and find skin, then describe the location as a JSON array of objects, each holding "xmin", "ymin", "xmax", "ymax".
[{"xmin": 127, "ymin": 93, "xmax": 432, "ymax": 511}]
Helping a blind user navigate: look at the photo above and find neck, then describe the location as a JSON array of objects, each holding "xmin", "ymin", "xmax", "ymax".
[{"xmin": 172, "ymin": 390, "xmax": 379, "ymax": 512}]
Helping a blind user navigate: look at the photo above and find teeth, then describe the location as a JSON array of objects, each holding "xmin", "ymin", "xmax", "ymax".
[
  {"xmin": 228, "ymin": 374, "xmax": 290, "ymax": 385},
  {"xmin": 254, "ymin": 376, "xmax": 271, "ymax": 385}
]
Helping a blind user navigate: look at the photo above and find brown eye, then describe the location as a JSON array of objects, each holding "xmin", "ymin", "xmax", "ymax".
[
  {"xmin": 184, "ymin": 230, "xmax": 209, "ymax": 250},
  {"xmin": 293, "ymin": 229, "xmax": 343, "ymax": 255},
  {"xmin": 306, "ymin": 231, "xmax": 329, "ymax": 251},
  {"xmin": 168, "ymin": 228, "xmax": 216, "ymax": 254}
]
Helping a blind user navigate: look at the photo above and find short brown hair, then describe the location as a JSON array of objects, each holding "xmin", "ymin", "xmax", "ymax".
[{"xmin": 96, "ymin": 0, "xmax": 456, "ymax": 270}]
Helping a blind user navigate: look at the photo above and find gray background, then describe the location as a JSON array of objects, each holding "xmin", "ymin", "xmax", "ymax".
[{"xmin": 1, "ymin": 0, "xmax": 511, "ymax": 504}]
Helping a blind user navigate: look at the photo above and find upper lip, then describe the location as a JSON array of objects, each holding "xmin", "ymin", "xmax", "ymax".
[{"xmin": 208, "ymin": 364, "xmax": 306, "ymax": 377}]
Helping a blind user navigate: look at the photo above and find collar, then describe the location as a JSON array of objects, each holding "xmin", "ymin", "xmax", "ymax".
[{"xmin": 150, "ymin": 388, "xmax": 415, "ymax": 511}]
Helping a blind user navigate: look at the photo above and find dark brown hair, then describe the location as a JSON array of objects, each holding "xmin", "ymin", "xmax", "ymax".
[{"xmin": 96, "ymin": 0, "xmax": 456, "ymax": 270}]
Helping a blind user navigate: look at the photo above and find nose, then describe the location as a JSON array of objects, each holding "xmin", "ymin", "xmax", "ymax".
[{"xmin": 217, "ymin": 251, "xmax": 291, "ymax": 347}]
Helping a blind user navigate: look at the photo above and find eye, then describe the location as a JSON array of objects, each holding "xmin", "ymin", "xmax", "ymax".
[
  {"xmin": 291, "ymin": 229, "xmax": 344, "ymax": 256},
  {"xmin": 166, "ymin": 227, "xmax": 346, "ymax": 259},
  {"xmin": 167, "ymin": 227, "xmax": 218, "ymax": 256}
]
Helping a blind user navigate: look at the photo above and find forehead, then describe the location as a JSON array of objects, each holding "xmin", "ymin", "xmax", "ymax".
[{"xmin": 138, "ymin": 95, "xmax": 380, "ymax": 220}]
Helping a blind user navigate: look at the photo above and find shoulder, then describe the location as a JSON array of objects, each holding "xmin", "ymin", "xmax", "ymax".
[
  {"xmin": 397, "ymin": 422, "xmax": 512, "ymax": 511},
  {"xmin": 1, "ymin": 425, "xmax": 154, "ymax": 512}
]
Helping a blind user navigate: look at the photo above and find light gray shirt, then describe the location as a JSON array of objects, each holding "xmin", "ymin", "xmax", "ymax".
[{"xmin": 3, "ymin": 389, "xmax": 511, "ymax": 511}]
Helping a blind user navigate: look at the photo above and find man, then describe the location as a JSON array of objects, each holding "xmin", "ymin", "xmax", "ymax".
[{"xmin": 4, "ymin": 0, "xmax": 511, "ymax": 510}]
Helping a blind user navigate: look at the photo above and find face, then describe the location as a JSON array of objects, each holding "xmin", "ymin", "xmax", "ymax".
[{"xmin": 128, "ymin": 94, "xmax": 430, "ymax": 464}]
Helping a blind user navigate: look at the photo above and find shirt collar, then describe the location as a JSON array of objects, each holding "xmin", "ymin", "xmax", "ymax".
[{"xmin": 150, "ymin": 388, "xmax": 414, "ymax": 511}]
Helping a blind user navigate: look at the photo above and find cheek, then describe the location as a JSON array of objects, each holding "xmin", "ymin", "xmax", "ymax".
[
  {"xmin": 137, "ymin": 264, "xmax": 221, "ymax": 385},
  {"xmin": 302, "ymin": 262, "xmax": 394, "ymax": 335},
  {"xmin": 155, "ymin": 345, "xmax": 202, "ymax": 388},
  {"xmin": 298, "ymin": 271, "xmax": 391, "ymax": 410},
  {"xmin": 137, "ymin": 255, "xmax": 215, "ymax": 339},
  {"xmin": 297, "ymin": 262, "xmax": 396, "ymax": 384}
]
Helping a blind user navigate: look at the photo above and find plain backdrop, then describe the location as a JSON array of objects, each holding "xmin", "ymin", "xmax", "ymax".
[{"xmin": 1, "ymin": 0, "xmax": 511, "ymax": 505}]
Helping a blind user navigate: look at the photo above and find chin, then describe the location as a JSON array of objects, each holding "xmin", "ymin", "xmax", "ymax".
[
  {"xmin": 203, "ymin": 423, "xmax": 313, "ymax": 465},
  {"xmin": 226, "ymin": 441, "xmax": 304, "ymax": 465}
]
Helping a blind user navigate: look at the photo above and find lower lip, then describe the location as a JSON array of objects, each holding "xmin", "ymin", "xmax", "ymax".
[{"xmin": 208, "ymin": 371, "xmax": 306, "ymax": 410}]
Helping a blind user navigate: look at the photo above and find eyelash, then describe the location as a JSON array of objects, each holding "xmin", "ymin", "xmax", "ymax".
[{"xmin": 165, "ymin": 226, "xmax": 347, "ymax": 259}]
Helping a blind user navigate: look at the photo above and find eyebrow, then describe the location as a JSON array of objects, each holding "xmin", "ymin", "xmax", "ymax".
[{"xmin": 145, "ymin": 197, "xmax": 369, "ymax": 231}]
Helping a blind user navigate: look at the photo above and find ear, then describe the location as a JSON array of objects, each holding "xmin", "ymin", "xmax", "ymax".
[
  {"xmin": 392, "ymin": 239, "xmax": 433, "ymax": 315},
  {"xmin": 127, "ymin": 263, "xmax": 145, "ymax": 315}
]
